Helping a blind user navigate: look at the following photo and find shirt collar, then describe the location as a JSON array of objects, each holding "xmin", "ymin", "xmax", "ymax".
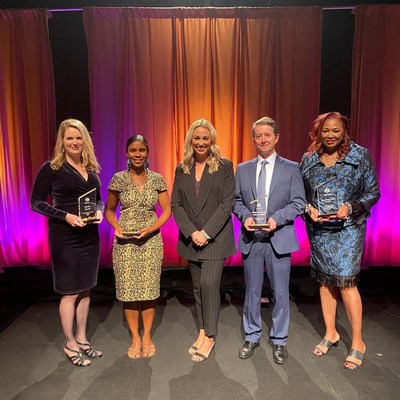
[{"xmin": 257, "ymin": 151, "xmax": 277, "ymax": 165}]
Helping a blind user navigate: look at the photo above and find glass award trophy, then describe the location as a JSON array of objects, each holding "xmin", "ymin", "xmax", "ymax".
[
  {"xmin": 314, "ymin": 176, "xmax": 339, "ymax": 218},
  {"xmin": 78, "ymin": 188, "xmax": 100, "ymax": 223},
  {"xmin": 250, "ymin": 195, "xmax": 269, "ymax": 229}
]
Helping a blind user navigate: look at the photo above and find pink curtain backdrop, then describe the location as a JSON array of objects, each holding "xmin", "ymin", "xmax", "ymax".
[
  {"xmin": 83, "ymin": 6, "xmax": 322, "ymax": 267},
  {"xmin": 351, "ymin": 4, "xmax": 400, "ymax": 266},
  {"xmin": 1, "ymin": 6, "xmax": 398, "ymax": 268},
  {"xmin": 0, "ymin": 9, "xmax": 56, "ymax": 267}
]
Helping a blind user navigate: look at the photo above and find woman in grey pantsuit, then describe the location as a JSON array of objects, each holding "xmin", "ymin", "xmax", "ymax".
[{"xmin": 172, "ymin": 119, "xmax": 236, "ymax": 362}]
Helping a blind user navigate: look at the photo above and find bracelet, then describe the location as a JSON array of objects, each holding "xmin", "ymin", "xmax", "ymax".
[{"xmin": 305, "ymin": 204, "xmax": 313, "ymax": 214}]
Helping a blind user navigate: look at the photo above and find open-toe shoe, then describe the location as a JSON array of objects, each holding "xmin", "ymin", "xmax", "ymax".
[
  {"xmin": 142, "ymin": 344, "xmax": 156, "ymax": 359},
  {"xmin": 344, "ymin": 346, "xmax": 365, "ymax": 370},
  {"xmin": 191, "ymin": 341, "xmax": 215, "ymax": 363},
  {"xmin": 77, "ymin": 340, "xmax": 102, "ymax": 358},
  {"xmin": 127, "ymin": 344, "xmax": 142, "ymax": 360},
  {"xmin": 313, "ymin": 337, "xmax": 339, "ymax": 356},
  {"xmin": 188, "ymin": 345, "xmax": 198, "ymax": 356},
  {"xmin": 64, "ymin": 342, "xmax": 91, "ymax": 367}
]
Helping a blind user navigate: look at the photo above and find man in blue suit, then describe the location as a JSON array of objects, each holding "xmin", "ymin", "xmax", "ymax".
[{"xmin": 234, "ymin": 117, "xmax": 306, "ymax": 364}]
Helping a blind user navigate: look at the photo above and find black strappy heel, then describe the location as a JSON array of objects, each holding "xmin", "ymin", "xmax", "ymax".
[
  {"xmin": 64, "ymin": 342, "xmax": 91, "ymax": 366},
  {"xmin": 76, "ymin": 340, "xmax": 103, "ymax": 358}
]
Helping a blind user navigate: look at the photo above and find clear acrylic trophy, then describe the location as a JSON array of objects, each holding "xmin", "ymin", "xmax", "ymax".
[
  {"xmin": 314, "ymin": 176, "xmax": 339, "ymax": 218},
  {"xmin": 78, "ymin": 188, "xmax": 100, "ymax": 223},
  {"xmin": 250, "ymin": 194, "xmax": 269, "ymax": 229}
]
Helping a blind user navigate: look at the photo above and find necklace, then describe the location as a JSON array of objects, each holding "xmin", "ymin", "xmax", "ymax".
[{"xmin": 321, "ymin": 152, "xmax": 339, "ymax": 167}]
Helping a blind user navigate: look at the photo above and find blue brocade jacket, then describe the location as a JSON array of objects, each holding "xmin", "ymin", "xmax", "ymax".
[{"xmin": 300, "ymin": 141, "xmax": 380, "ymax": 228}]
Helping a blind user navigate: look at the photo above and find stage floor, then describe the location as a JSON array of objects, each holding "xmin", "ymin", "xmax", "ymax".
[{"xmin": 0, "ymin": 267, "xmax": 399, "ymax": 400}]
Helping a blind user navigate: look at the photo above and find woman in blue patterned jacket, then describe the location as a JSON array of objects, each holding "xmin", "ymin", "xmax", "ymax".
[{"xmin": 301, "ymin": 112, "xmax": 380, "ymax": 371}]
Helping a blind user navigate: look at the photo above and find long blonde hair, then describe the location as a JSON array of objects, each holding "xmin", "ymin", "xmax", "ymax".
[
  {"xmin": 50, "ymin": 119, "xmax": 100, "ymax": 173},
  {"xmin": 181, "ymin": 119, "xmax": 222, "ymax": 174}
]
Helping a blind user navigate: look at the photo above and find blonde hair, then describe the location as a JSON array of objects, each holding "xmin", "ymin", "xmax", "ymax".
[
  {"xmin": 50, "ymin": 119, "xmax": 100, "ymax": 173},
  {"xmin": 251, "ymin": 116, "xmax": 279, "ymax": 137},
  {"xmin": 181, "ymin": 119, "xmax": 222, "ymax": 174}
]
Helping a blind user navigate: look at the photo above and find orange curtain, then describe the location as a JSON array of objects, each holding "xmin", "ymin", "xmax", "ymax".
[
  {"xmin": 84, "ymin": 8, "xmax": 177, "ymax": 263},
  {"xmin": 0, "ymin": 9, "xmax": 56, "ymax": 267},
  {"xmin": 352, "ymin": 5, "xmax": 400, "ymax": 266},
  {"xmin": 172, "ymin": 7, "xmax": 322, "ymax": 166},
  {"xmin": 83, "ymin": 6, "xmax": 323, "ymax": 266}
]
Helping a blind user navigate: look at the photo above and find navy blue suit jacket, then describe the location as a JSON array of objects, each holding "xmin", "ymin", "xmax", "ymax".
[{"xmin": 234, "ymin": 155, "xmax": 306, "ymax": 255}]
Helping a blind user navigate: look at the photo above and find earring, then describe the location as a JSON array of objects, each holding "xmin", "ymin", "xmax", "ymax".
[{"xmin": 126, "ymin": 159, "xmax": 131, "ymax": 169}]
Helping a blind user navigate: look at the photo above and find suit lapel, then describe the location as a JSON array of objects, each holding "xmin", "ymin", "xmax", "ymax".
[
  {"xmin": 184, "ymin": 167, "xmax": 198, "ymax": 215},
  {"xmin": 269, "ymin": 155, "xmax": 283, "ymax": 196},
  {"xmin": 247, "ymin": 158, "xmax": 258, "ymax": 201}
]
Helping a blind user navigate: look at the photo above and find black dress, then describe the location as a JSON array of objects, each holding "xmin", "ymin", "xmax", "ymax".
[{"xmin": 31, "ymin": 161, "xmax": 103, "ymax": 294}]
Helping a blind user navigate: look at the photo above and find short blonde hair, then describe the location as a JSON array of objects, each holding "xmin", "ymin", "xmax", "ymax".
[
  {"xmin": 51, "ymin": 119, "xmax": 100, "ymax": 173},
  {"xmin": 181, "ymin": 119, "xmax": 222, "ymax": 174},
  {"xmin": 251, "ymin": 116, "xmax": 279, "ymax": 137}
]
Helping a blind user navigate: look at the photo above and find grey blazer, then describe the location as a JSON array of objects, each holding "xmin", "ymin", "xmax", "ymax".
[
  {"xmin": 234, "ymin": 155, "xmax": 306, "ymax": 255},
  {"xmin": 171, "ymin": 159, "xmax": 236, "ymax": 261}
]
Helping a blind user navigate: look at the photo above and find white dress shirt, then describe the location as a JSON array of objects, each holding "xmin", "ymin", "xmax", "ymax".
[{"xmin": 256, "ymin": 152, "xmax": 277, "ymax": 211}]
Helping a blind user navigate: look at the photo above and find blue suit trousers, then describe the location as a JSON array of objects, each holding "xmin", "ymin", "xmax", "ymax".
[{"xmin": 242, "ymin": 239, "xmax": 291, "ymax": 345}]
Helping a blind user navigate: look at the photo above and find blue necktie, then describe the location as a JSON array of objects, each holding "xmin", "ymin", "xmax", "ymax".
[{"xmin": 257, "ymin": 160, "xmax": 268, "ymax": 213}]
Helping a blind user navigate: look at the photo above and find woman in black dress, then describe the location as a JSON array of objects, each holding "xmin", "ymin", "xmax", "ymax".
[{"xmin": 31, "ymin": 119, "xmax": 103, "ymax": 366}]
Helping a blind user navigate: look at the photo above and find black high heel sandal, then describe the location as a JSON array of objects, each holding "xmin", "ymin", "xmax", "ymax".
[
  {"xmin": 64, "ymin": 342, "xmax": 91, "ymax": 366},
  {"xmin": 76, "ymin": 340, "xmax": 103, "ymax": 358}
]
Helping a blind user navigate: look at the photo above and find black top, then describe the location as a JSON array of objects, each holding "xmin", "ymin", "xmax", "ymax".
[
  {"xmin": 31, "ymin": 161, "xmax": 103, "ymax": 220},
  {"xmin": 30, "ymin": 161, "xmax": 103, "ymax": 294}
]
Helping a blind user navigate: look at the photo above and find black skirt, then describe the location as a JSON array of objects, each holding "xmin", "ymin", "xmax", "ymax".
[{"xmin": 49, "ymin": 219, "xmax": 100, "ymax": 294}]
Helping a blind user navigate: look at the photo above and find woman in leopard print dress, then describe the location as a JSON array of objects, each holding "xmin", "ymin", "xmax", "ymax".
[{"xmin": 105, "ymin": 135, "xmax": 171, "ymax": 359}]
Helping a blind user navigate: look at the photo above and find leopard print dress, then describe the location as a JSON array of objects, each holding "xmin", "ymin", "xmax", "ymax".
[{"xmin": 108, "ymin": 169, "xmax": 167, "ymax": 301}]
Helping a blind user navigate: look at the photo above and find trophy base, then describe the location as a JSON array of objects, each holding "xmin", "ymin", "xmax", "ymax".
[
  {"xmin": 122, "ymin": 231, "xmax": 140, "ymax": 238},
  {"xmin": 252, "ymin": 223, "xmax": 270, "ymax": 230},
  {"xmin": 317, "ymin": 212, "xmax": 337, "ymax": 218},
  {"xmin": 81, "ymin": 216, "xmax": 100, "ymax": 223}
]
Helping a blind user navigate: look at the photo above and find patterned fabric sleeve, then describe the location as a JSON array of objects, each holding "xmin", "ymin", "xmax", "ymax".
[
  {"xmin": 30, "ymin": 162, "xmax": 67, "ymax": 221},
  {"xmin": 108, "ymin": 172, "xmax": 122, "ymax": 192},
  {"xmin": 352, "ymin": 149, "xmax": 380, "ymax": 224},
  {"xmin": 154, "ymin": 172, "xmax": 167, "ymax": 193},
  {"xmin": 359, "ymin": 149, "xmax": 380, "ymax": 211}
]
